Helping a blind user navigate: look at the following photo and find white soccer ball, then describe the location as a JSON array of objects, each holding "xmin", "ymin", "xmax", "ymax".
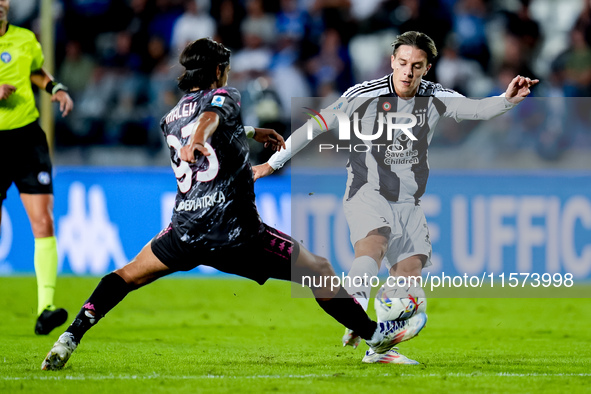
[{"xmin": 374, "ymin": 283, "xmax": 427, "ymax": 322}]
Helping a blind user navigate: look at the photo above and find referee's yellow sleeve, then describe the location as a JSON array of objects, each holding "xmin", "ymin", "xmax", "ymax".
[{"xmin": 30, "ymin": 40, "xmax": 44, "ymax": 72}]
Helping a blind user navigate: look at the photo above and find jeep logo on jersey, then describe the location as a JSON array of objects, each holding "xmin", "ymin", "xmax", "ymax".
[
  {"xmin": 1, "ymin": 52, "xmax": 11, "ymax": 63},
  {"xmin": 305, "ymin": 108, "xmax": 418, "ymax": 142}
]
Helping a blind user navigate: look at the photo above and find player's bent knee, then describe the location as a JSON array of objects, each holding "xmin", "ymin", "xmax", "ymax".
[
  {"xmin": 308, "ymin": 260, "xmax": 340, "ymax": 299},
  {"xmin": 296, "ymin": 255, "xmax": 339, "ymax": 295},
  {"xmin": 390, "ymin": 255, "xmax": 426, "ymax": 277},
  {"xmin": 310, "ymin": 256, "xmax": 336, "ymax": 279},
  {"xmin": 30, "ymin": 217, "xmax": 54, "ymax": 238},
  {"xmin": 355, "ymin": 232, "xmax": 388, "ymax": 261},
  {"xmin": 113, "ymin": 267, "xmax": 138, "ymax": 287}
]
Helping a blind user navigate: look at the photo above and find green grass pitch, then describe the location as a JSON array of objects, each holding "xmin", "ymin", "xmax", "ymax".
[{"xmin": 1, "ymin": 277, "xmax": 590, "ymax": 393}]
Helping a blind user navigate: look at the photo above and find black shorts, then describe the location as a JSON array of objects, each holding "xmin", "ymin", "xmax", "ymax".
[
  {"xmin": 0, "ymin": 122, "xmax": 53, "ymax": 201},
  {"xmin": 151, "ymin": 223, "xmax": 301, "ymax": 285}
]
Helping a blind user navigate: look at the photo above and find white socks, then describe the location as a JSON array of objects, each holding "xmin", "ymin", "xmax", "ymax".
[{"xmin": 344, "ymin": 256, "xmax": 379, "ymax": 311}]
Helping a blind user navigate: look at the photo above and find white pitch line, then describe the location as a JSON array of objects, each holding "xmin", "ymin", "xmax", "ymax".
[{"xmin": 2, "ymin": 373, "xmax": 591, "ymax": 381}]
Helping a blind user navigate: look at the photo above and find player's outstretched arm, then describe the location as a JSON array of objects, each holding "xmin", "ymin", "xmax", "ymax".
[
  {"xmin": 30, "ymin": 68, "xmax": 74, "ymax": 117},
  {"xmin": 255, "ymin": 97, "xmax": 350, "ymax": 179},
  {"xmin": 504, "ymin": 75, "xmax": 539, "ymax": 104},
  {"xmin": 248, "ymin": 127, "xmax": 286, "ymax": 152},
  {"xmin": 252, "ymin": 132, "xmax": 294, "ymax": 181},
  {"xmin": 446, "ymin": 76, "xmax": 539, "ymax": 121},
  {"xmin": 252, "ymin": 162, "xmax": 275, "ymax": 181},
  {"xmin": 180, "ymin": 111, "xmax": 219, "ymax": 163},
  {"xmin": 247, "ymin": 126, "xmax": 284, "ymax": 180}
]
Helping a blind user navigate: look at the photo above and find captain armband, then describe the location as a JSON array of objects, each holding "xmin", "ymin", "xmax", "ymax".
[
  {"xmin": 244, "ymin": 126, "xmax": 255, "ymax": 139},
  {"xmin": 45, "ymin": 81, "xmax": 69, "ymax": 95}
]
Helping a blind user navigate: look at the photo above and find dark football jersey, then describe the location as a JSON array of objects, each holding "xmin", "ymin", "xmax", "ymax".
[{"xmin": 160, "ymin": 87, "xmax": 260, "ymax": 247}]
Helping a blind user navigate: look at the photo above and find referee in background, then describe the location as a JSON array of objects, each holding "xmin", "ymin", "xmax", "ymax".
[{"xmin": 0, "ymin": 0, "xmax": 73, "ymax": 334}]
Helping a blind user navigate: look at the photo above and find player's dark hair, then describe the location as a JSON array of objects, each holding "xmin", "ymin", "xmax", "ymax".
[
  {"xmin": 178, "ymin": 38, "xmax": 231, "ymax": 92},
  {"xmin": 392, "ymin": 31, "xmax": 438, "ymax": 64}
]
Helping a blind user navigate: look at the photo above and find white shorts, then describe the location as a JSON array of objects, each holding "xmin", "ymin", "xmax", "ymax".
[{"xmin": 343, "ymin": 184, "xmax": 432, "ymax": 270}]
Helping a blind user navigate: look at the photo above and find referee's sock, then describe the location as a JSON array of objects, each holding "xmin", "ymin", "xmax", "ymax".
[
  {"xmin": 34, "ymin": 236, "xmax": 59, "ymax": 315},
  {"xmin": 66, "ymin": 272, "xmax": 133, "ymax": 343},
  {"xmin": 316, "ymin": 287, "xmax": 378, "ymax": 340},
  {"xmin": 343, "ymin": 256, "xmax": 379, "ymax": 311}
]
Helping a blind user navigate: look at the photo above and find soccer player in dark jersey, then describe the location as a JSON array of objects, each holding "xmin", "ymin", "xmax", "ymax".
[
  {"xmin": 41, "ymin": 38, "xmax": 425, "ymax": 371},
  {"xmin": 0, "ymin": 0, "xmax": 73, "ymax": 335}
]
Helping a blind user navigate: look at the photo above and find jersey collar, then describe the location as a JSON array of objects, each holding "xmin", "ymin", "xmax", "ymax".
[{"xmin": 388, "ymin": 73, "xmax": 395, "ymax": 95}]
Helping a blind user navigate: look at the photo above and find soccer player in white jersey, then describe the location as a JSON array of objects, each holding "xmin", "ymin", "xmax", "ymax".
[{"xmin": 253, "ymin": 31, "xmax": 538, "ymax": 364}]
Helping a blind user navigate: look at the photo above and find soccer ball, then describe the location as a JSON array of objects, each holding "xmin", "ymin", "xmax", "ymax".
[{"xmin": 374, "ymin": 283, "xmax": 427, "ymax": 322}]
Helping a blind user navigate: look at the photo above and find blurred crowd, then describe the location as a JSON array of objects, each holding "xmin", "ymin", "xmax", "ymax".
[{"xmin": 9, "ymin": 0, "xmax": 591, "ymax": 165}]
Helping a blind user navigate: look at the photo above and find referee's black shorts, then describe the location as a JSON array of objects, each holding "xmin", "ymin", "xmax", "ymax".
[
  {"xmin": 151, "ymin": 223, "xmax": 301, "ymax": 285},
  {"xmin": 0, "ymin": 121, "xmax": 53, "ymax": 201}
]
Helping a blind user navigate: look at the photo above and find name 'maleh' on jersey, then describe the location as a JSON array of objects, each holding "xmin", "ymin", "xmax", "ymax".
[{"xmin": 165, "ymin": 102, "xmax": 198, "ymax": 124}]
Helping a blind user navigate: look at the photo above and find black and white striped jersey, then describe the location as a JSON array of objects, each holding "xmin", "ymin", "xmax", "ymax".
[
  {"xmin": 268, "ymin": 74, "xmax": 515, "ymax": 204},
  {"xmin": 341, "ymin": 78, "xmax": 463, "ymax": 204}
]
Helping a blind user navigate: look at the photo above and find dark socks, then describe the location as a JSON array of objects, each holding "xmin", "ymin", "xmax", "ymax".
[
  {"xmin": 316, "ymin": 287, "xmax": 377, "ymax": 340},
  {"xmin": 66, "ymin": 273, "xmax": 133, "ymax": 343}
]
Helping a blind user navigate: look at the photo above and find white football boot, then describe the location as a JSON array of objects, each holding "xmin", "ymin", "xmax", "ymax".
[
  {"xmin": 41, "ymin": 332, "xmax": 78, "ymax": 371},
  {"xmin": 362, "ymin": 348, "xmax": 419, "ymax": 364},
  {"xmin": 342, "ymin": 328, "xmax": 362, "ymax": 348},
  {"xmin": 366, "ymin": 312, "xmax": 427, "ymax": 354}
]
